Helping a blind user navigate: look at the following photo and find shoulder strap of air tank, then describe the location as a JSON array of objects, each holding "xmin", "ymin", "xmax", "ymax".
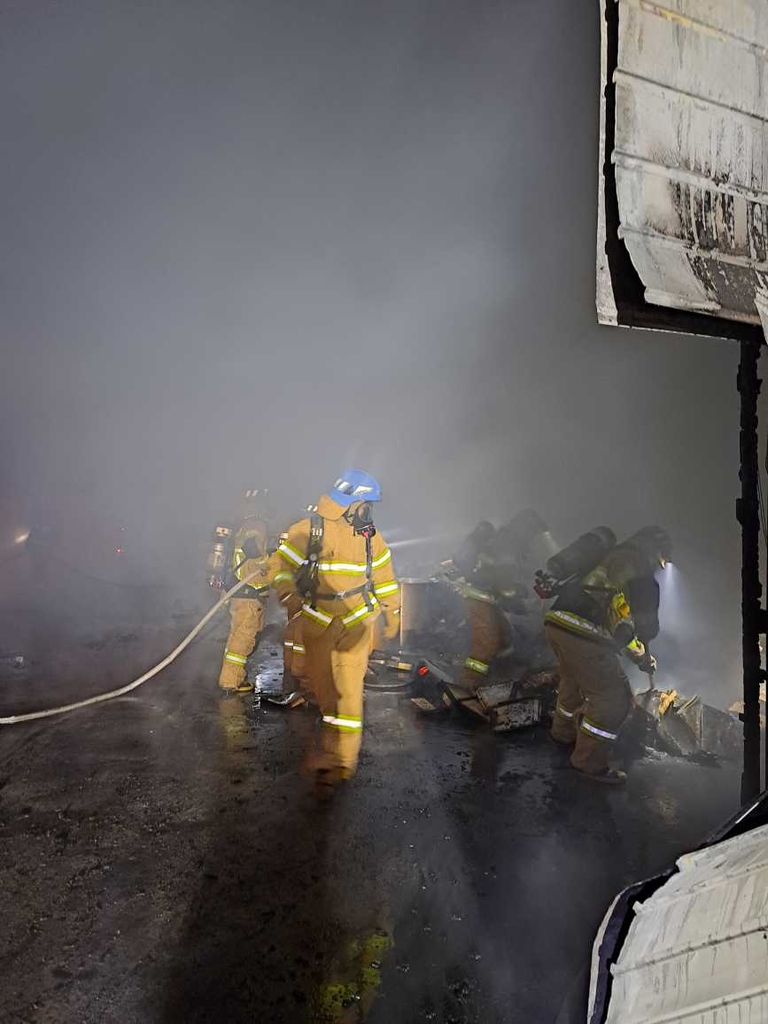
[
  {"xmin": 362, "ymin": 533, "xmax": 374, "ymax": 610},
  {"xmin": 307, "ymin": 512, "xmax": 324, "ymax": 558}
]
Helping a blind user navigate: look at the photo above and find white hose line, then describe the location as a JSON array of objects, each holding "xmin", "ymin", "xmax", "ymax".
[{"xmin": 0, "ymin": 571, "xmax": 267, "ymax": 726}]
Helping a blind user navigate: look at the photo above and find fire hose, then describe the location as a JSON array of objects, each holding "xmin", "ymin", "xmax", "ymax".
[{"xmin": 0, "ymin": 571, "xmax": 267, "ymax": 726}]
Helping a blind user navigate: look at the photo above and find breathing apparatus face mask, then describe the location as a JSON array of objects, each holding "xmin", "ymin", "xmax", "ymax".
[{"xmin": 346, "ymin": 502, "xmax": 377, "ymax": 538}]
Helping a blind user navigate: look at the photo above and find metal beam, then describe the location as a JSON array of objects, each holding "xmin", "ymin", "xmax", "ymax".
[{"xmin": 737, "ymin": 334, "xmax": 763, "ymax": 803}]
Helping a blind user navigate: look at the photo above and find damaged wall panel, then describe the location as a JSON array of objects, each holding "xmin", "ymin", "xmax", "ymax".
[{"xmin": 598, "ymin": 0, "xmax": 768, "ymax": 335}]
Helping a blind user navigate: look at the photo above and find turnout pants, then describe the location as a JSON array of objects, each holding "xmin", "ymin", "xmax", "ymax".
[
  {"xmin": 218, "ymin": 598, "xmax": 265, "ymax": 689},
  {"xmin": 462, "ymin": 598, "xmax": 507, "ymax": 687},
  {"xmin": 302, "ymin": 616, "xmax": 372, "ymax": 779},
  {"xmin": 282, "ymin": 612, "xmax": 307, "ymax": 688},
  {"xmin": 545, "ymin": 623, "xmax": 632, "ymax": 774}
]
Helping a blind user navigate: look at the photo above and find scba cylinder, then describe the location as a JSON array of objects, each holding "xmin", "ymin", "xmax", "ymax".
[
  {"xmin": 206, "ymin": 525, "xmax": 233, "ymax": 588},
  {"xmin": 546, "ymin": 527, "xmax": 616, "ymax": 582}
]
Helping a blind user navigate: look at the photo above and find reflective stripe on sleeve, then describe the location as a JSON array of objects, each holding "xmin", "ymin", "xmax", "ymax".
[
  {"xmin": 224, "ymin": 651, "xmax": 248, "ymax": 666},
  {"xmin": 274, "ymin": 570, "xmax": 295, "ymax": 586},
  {"xmin": 322, "ymin": 715, "xmax": 363, "ymax": 732},
  {"xmin": 555, "ymin": 702, "xmax": 577, "ymax": 719},
  {"xmin": 373, "ymin": 580, "xmax": 399, "ymax": 598},
  {"xmin": 371, "ymin": 549, "xmax": 392, "ymax": 570},
  {"xmin": 580, "ymin": 718, "xmax": 619, "ymax": 742},
  {"xmin": 464, "ymin": 657, "xmax": 490, "ymax": 675},
  {"xmin": 301, "ymin": 603, "xmax": 334, "ymax": 626},
  {"xmin": 278, "ymin": 542, "xmax": 305, "ymax": 567},
  {"xmin": 341, "ymin": 597, "xmax": 378, "ymax": 627},
  {"xmin": 293, "ymin": 643, "xmax": 306, "ymax": 655}
]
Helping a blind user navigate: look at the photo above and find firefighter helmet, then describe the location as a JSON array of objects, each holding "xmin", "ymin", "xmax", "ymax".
[{"xmin": 328, "ymin": 469, "xmax": 382, "ymax": 507}]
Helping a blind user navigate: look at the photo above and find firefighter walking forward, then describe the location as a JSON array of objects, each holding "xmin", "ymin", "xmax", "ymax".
[
  {"xmin": 219, "ymin": 512, "xmax": 270, "ymax": 693},
  {"xmin": 268, "ymin": 470, "xmax": 400, "ymax": 797},
  {"xmin": 545, "ymin": 526, "xmax": 671, "ymax": 784}
]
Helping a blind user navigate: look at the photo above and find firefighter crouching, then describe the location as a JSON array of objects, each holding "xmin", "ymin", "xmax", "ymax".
[
  {"xmin": 452, "ymin": 517, "xmax": 536, "ymax": 688},
  {"xmin": 218, "ymin": 498, "xmax": 271, "ymax": 694},
  {"xmin": 544, "ymin": 526, "xmax": 671, "ymax": 784},
  {"xmin": 276, "ymin": 530, "xmax": 307, "ymax": 691},
  {"xmin": 268, "ymin": 470, "xmax": 400, "ymax": 798}
]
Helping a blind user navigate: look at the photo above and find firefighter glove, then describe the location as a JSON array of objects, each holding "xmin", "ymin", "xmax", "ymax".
[{"xmin": 636, "ymin": 651, "xmax": 657, "ymax": 676}]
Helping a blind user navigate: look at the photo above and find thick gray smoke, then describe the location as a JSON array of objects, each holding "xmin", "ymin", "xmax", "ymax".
[{"xmin": 0, "ymin": 1, "xmax": 742, "ymax": 701}]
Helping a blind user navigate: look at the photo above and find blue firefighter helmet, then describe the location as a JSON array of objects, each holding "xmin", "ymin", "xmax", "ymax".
[{"xmin": 328, "ymin": 469, "xmax": 382, "ymax": 507}]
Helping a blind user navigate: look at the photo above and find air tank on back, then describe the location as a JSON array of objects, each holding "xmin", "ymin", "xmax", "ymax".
[
  {"xmin": 206, "ymin": 524, "xmax": 233, "ymax": 589},
  {"xmin": 546, "ymin": 527, "xmax": 616, "ymax": 582}
]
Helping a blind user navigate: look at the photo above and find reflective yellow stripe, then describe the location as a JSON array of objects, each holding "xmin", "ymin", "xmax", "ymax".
[
  {"xmin": 371, "ymin": 549, "xmax": 391, "ymax": 570},
  {"xmin": 318, "ymin": 561, "xmax": 367, "ymax": 574},
  {"xmin": 293, "ymin": 644, "xmax": 306, "ymax": 654},
  {"xmin": 464, "ymin": 657, "xmax": 489, "ymax": 675},
  {"xmin": 274, "ymin": 570, "xmax": 295, "ymax": 585},
  {"xmin": 580, "ymin": 718, "xmax": 618, "ymax": 742},
  {"xmin": 301, "ymin": 603, "xmax": 333, "ymax": 626},
  {"xmin": 460, "ymin": 584, "xmax": 496, "ymax": 604},
  {"xmin": 284, "ymin": 640, "xmax": 295, "ymax": 649},
  {"xmin": 373, "ymin": 580, "xmax": 399, "ymax": 598},
  {"xmin": 278, "ymin": 542, "xmax": 305, "ymax": 567},
  {"xmin": 224, "ymin": 651, "xmax": 248, "ymax": 665},
  {"xmin": 341, "ymin": 596, "xmax": 378, "ymax": 627},
  {"xmin": 555, "ymin": 702, "xmax": 577, "ymax": 719},
  {"xmin": 322, "ymin": 715, "xmax": 362, "ymax": 732},
  {"xmin": 545, "ymin": 610, "xmax": 612, "ymax": 642},
  {"xmin": 233, "ymin": 547, "xmax": 246, "ymax": 580}
]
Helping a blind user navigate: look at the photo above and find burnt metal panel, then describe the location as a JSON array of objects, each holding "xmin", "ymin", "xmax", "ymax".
[{"xmin": 597, "ymin": 0, "xmax": 768, "ymax": 341}]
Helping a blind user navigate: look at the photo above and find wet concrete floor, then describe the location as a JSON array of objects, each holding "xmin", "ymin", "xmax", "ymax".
[{"xmin": 0, "ymin": 616, "xmax": 741, "ymax": 1023}]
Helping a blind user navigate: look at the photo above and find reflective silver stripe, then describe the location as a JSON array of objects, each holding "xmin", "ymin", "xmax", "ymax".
[
  {"xmin": 461, "ymin": 585, "xmax": 496, "ymax": 604},
  {"xmin": 464, "ymin": 657, "xmax": 489, "ymax": 675},
  {"xmin": 233, "ymin": 547, "xmax": 247, "ymax": 580},
  {"xmin": 341, "ymin": 597, "xmax": 378, "ymax": 627},
  {"xmin": 301, "ymin": 603, "xmax": 333, "ymax": 626},
  {"xmin": 318, "ymin": 560, "xmax": 367, "ymax": 574},
  {"xmin": 322, "ymin": 715, "xmax": 362, "ymax": 731},
  {"xmin": 580, "ymin": 718, "xmax": 618, "ymax": 742},
  {"xmin": 546, "ymin": 610, "xmax": 612, "ymax": 641},
  {"xmin": 284, "ymin": 640, "xmax": 295, "ymax": 649},
  {"xmin": 274, "ymin": 570, "xmax": 295, "ymax": 585},
  {"xmin": 555, "ymin": 703, "xmax": 577, "ymax": 719},
  {"xmin": 371, "ymin": 549, "xmax": 392, "ymax": 570},
  {"xmin": 224, "ymin": 651, "xmax": 247, "ymax": 665},
  {"xmin": 278, "ymin": 542, "xmax": 305, "ymax": 567},
  {"xmin": 373, "ymin": 580, "xmax": 399, "ymax": 597},
  {"xmin": 293, "ymin": 644, "xmax": 306, "ymax": 654}
]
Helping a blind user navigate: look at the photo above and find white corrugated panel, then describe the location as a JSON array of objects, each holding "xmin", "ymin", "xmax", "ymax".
[
  {"xmin": 604, "ymin": 823, "xmax": 768, "ymax": 1023},
  {"xmin": 605, "ymin": 0, "xmax": 768, "ymax": 325}
]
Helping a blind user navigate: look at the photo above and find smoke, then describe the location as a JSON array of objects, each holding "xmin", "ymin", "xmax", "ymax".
[{"xmin": 0, "ymin": 1, "xmax": 742, "ymax": 700}]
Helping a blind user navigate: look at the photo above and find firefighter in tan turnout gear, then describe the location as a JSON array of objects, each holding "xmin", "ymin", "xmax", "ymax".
[
  {"xmin": 544, "ymin": 526, "xmax": 670, "ymax": 784},
  {"xmin": 452, "ymin": 511, "xmax": 546, "ymax": 688},
  {"xmin": 268, "ymin": 470, "xmax": 399, "ymax": 798},
  {"xmin": 218, "ymin": 492, "xmax": 271, "ymax": 693}
]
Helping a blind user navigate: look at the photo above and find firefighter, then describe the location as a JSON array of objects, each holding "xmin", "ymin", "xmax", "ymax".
[
  {"xmin": 268, "ymin": 470, "xmax": 400, "ymax": 797},
  {"xmin": 218, "ymin": 492, "xmax": 271, "ymax": 694},
  {"xmin": 279, "ymin": 509, "xmax": 317, "ymax": 697},
  {"xmin": 544, "ymin": 526, "xmax": 671, "ymax": 784},
  {"xmin": 452, "ymin": 518, "xmax": 533, "ymax": 688}
]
